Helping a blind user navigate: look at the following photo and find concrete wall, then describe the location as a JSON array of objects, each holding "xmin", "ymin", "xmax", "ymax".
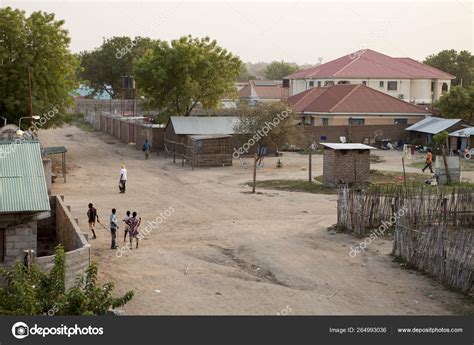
[
  {"xmin": 36, "ymin": 246, "xmax": 91, "ymax": 289},
  {"xmin": 323, "ymin": 149, "xmax": 371, "ymax": 185},
  {"xmin": 43, "ymin": 158, "xmax": 52, "ymax": 195},
  {"xmin": 36, "ymin": 195, "xmax": 91, "ymax": 289},
  {"xmin": 301, "ymin": 124, "xmax": 410, "ymax": 146},
  {"xmin": 0, "ymin": 216, "xmax": 37, "ymax": 264},
  {"xmin": 54, "ymin": 196, "xmax": 88, "ymax": 252}
]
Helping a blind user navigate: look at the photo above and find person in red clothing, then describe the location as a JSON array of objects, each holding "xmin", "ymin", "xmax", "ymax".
[{"xmin": 422, "ymin": 149, "xmax": 433, "ymax": 173}]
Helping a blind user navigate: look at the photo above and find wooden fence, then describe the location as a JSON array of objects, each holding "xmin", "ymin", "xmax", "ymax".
[{"xmin": 337, "ymin": 186, "xmax": 473, "ymax": 293}]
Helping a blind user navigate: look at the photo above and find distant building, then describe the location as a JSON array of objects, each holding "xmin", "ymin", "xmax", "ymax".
[
  {"xmin": 284, "ymin": 49, "xmax": 454, "ymax": 105},
  {"xmin": 405, "ymin": 116, "xmax": 465, "ymax": 145},
  {"xmin": 287, "ymin": 84, "xmax": 431, "ymax": 126},
  {"xmin": 239, "ymin": 80, "xmax": 283, "ymax": 105}
]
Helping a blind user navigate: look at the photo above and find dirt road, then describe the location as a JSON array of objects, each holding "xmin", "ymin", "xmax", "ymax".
[{"xmin": 39, "ymin": 126, "xmax": 469, "ymax": 315}]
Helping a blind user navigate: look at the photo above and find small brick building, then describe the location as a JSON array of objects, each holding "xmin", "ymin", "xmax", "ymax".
[{"xmin": 321, "ymin": 143, "xmax": 375, "ymax": 186}]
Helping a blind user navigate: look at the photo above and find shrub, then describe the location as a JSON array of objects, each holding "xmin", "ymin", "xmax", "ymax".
[{"xmin": 0, "ymin": 245, "xmax": 133, "ymax": 315}]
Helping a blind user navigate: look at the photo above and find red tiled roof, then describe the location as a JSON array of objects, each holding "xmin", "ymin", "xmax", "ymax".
[
  {"xmin": 285, "ymin": 49, "xmax": 454, "ymax": 79},
  {"xmin": 287, "ymin": 84, "xmax": 431, "ymax": 114},
  {"xmin": 239, "ymin": 80, "xmax": 282, "ymax": 100}
]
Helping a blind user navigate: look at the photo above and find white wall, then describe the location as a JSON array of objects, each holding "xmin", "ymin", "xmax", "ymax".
[{"xmin": 290, "ymin": 77, "xmax": 445, "ymax": 104}]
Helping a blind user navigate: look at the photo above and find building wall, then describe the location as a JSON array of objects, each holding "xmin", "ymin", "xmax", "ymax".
[
  {"xmin": 302, "ymin": 114, "xmax": 426, "ymax": 126},
  {"xmin": 37, "ymin": 195, "xmax": 91, "ymax": 289},
  {"xmin": 43, "ymin": 158, "xmax": 52, "ymax": 195},
  {"xmin": 0, "ymin": 216, "xmax": 37, "ymax": 264},
  {"xmin": 36, "ymin": 246, "xmax": 91, "ymax": 289},
  {"xmin": 323, "ymin": 149, "xmax": 371, "ymax": 185},
  {"xmin": 301, "ymin": 124, "xmax": 410, "ymax": 146},
  {"xmin": 290, "ymin": 77, "xmax": 448, "ymax": 104}
]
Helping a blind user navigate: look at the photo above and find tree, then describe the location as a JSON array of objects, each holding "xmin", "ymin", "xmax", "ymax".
[
  {"xmin": 436, "ymin": 85, "xmax": 474, "ymax": 124},
  {"xmin": 424, "ymin": 50, "xmax": 474, "ymax": 88},
  {"xmin": 263, "ymin": 61, "xmax": 299, "ymax": 80},
  {"xmin": 78, "ymin": 36, "xmax": 156, "ymax": 99},
  {"xmin": 0, "ymin": 7, "xmax": 78, "ymax": 127},
  {"xmin": 236, "ymin": 64, "xmax": 256, "ymax": 82},
  {"xmin": 134, "ymin": 36, "xmax": 242, "ymax": 117},
  {"xmin": 232, "ymin": 102, "xmax": 300, "ymax": 192},
  {"xmin": 0, "ymin": 245, "xmax": 133, "ymax": 315}
]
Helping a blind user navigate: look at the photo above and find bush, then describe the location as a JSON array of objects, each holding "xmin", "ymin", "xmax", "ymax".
[{"xmin": 0, "ymin": 245, "xmax": 133, "ymax": 315}]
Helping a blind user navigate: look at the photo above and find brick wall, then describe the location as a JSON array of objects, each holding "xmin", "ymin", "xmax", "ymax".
[
  {"xmin": 323, "ymin": 149, "xmax": 371, "ymax": 185},
  {"xmin": 1, "ymin": 218, "xmax": 37, "ymax": 264}
]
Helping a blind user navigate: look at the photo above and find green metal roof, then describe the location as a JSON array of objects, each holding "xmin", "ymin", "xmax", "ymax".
[{"xmin": 0, "ymin": 140, "xmax": 51, "ymax": 213}]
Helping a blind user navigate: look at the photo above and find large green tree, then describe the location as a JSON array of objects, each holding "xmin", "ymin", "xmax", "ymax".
[
  {"xmin": 134, "ymin": 36, "xmax": 242, "ymax": 117},
  {"xmin": 435, "ymin": 85, "xmax": 474, "ymax": 124},
  {"xmin": 78, "ymin": 36, "xmax": 155, "ymax": 99},
  {"xmin": 424, "ymin": 50, "xmax": 474, "ymax": 88},
  {"xmin": 0, "ymin": 7, "xmax": 78, "ymax": 127},
  {"xmin": 263, "ymin": 60, "xmax": 299, "ymax": 80}
]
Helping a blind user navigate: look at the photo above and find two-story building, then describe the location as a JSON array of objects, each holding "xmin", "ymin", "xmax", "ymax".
[{"xmin": 284, "ymin": 49, "xmax": 454, "ymax": 105}]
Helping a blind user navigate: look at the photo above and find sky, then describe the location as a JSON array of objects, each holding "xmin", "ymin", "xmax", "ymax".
[{"xmin": 3, "ymin": 0, "xmax": 473, "ymax": 64}]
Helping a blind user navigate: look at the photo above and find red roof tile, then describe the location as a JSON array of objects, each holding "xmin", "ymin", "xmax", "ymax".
[
  {"xmin": 239, "ymin": 80, "xmax": 282, "ymax": 100},
  {"xmin": 287, "ymin": 84, "xmax": 431, "ymax": 114},
  {"xmin": 285, "ymin": 49, "xmax": 454, "ymax": 79}
]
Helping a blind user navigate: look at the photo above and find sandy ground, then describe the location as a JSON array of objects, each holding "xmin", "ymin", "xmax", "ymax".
[{"xmin": 38, "ymin": 125, "xmax": 471, "ymax": 315}]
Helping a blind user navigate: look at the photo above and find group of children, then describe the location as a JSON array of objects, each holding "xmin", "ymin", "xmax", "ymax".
[{"xmin": 87, "ymin": 203, "xmax": 142, "ymax": 250}]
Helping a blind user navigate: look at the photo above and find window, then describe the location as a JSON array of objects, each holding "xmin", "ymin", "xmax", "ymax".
[
  {"xmin": 387, "ymin": 81, "xmax": 397, "ymax": 91},
  {"xmin": 309, "ymin": 81, "xmax": 314, "ymax": 88},
  {"xmin": 394, "ymin": 118, "xmax": 408, "ymax": 125},
  {"xmin": 310, "ymin": 117, "xmax": 315, "ymax": 126},
  {"xmin": 317, "ymin": 81, "xmax": 321, "ymax": 87},
  {"xmin": 322, "ymin": 118, "xmax": 329, "ymax": 126},
  {"xmin": 379, "ymin": 81, "xmax": 384, "ymax": 87},
  {"xmin": 0, "ymin": 229, "xmax": 4, "ymax": 263},
  {"xmin": 324, "ymin": 81, "xmax": 335, "ymax": 86},
  {"xmin": 362, "ymin": 81, "xmax": 367, "ymax": 86},
  {"xmin": 349, "ymin": 118, "xmax": 365, "ymax": 125},
  {"xmin": 338, "ymin": 81, "xmax": 350, "ymax": 85}
]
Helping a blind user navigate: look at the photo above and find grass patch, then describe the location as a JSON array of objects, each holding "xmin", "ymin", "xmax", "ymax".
[
  {"xmin": 245, "ymin": 179, "xmax": 336, "ymax": 194},
  {"xmin": 409, "ymin": 159, "xmax": 474, "ymax": 171}
]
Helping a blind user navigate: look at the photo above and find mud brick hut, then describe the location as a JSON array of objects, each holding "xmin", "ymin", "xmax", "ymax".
[
  {"xmin": 321, "ymin": 143, "xmax": 375, "ymax": 186},
  {"xmin": 164, "ymin": 116, "xmax": 239, "ymax": 167}
]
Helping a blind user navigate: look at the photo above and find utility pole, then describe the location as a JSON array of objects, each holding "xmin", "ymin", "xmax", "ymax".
[{"xmin": 28, "ymin": 64, "xmax": 33, "ymax": 119}]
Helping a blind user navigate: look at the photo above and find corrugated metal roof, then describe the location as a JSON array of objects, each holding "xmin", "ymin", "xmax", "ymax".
[
  {"xmin": 321, "ymin": 143, "xmax": 376, "ymax": 150},
  {"xmin": 405, "ymin": 117, "xmax": 462, "ymax": 134},
  {"xmin": 0, "ymin": 140, "xmax": 50, "ymax": 213},
  {"xmin": 188, "ymin": 134, "xmax": 231, "ymax": 140},
  {"xmin": 170, "ymin": 116, "xmax": 240, "ymax": 135},
  {"xmin": 449, "ymin": 127, "xmax": 474, "ymax": 137}
]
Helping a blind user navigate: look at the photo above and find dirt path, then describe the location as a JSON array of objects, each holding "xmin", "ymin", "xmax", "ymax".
[{"xmin": 39, "ymin": 126, "xmax": 469, "ymax": 315}]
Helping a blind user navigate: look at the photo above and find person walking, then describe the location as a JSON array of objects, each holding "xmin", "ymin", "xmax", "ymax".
[
  {"xmin": 125, "ymin": 211, "xmax": 141, "ymax": 249},
  {"xmin": 123, "ymin": 210, "xmax": 131, "ymax": 243},
  {"xmin": 110, "ymin": 208, "xmax": 118, "ymax": 249},
  {"xmin": 422, "ymin": 149, "xmax": 433, "ymax": 173},
  {"xmin": 119, "ymin": 164, "xmax": 127, "ymax": 193},
  {"xmin": 87, "ymin": 203, "xmax": 99, "ymax": 239},
  {"xmin": 143, "ymin": 139, "xmax": 151, "ymax": 160}
]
